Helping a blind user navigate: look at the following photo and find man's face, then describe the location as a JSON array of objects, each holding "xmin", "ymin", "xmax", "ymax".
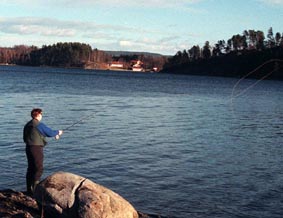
[{"xmin": 36, "ymin": 113, "xmax": 42, "ymax": 121}]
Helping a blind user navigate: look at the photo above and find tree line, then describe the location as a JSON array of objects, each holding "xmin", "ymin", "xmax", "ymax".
[
  {"xmin": 0, "ymin": 42, "xmax": 112, "ymax": 68},
  {"xmin": 0, "ymin": 42, "xmax": 166, "ymax": 70},
  {"xmin": 162, "ymin": 27, "xmax": 283, "ymax": 80},
  {"xmin": 165, "ymin": 27, "xmax": 282, "ymax": 65}
]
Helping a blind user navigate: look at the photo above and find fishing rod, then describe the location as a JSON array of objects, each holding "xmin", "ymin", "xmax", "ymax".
[
  {"xmin": 63, "ymin": 113, "xmax": 96, "ymax": 132},
  {"xmin": 39, "ymin": 113, "xmax": 96, "ymax": 141},
  {"xmin": 62, "ymin": 103, "xmax": 109, "ymax": 133}
]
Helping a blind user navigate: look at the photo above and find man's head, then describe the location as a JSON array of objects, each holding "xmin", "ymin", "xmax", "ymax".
[{"xmin": 31, "ymin": 108, "xmax": 43, "ymax": 121}]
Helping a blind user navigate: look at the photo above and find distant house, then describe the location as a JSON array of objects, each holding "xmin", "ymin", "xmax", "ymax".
[
  {"xmin": 132, "ymin": 60, "xmax": 144, "ymax": 72},
  {"xmin": 109, "ymin": 61, "xmax": 124, "ymax": 69}
]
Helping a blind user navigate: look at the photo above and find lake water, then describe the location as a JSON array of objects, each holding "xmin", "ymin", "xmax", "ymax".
[{"xmin": 0, "ymin": 66, "xmax": 282, "ymax": 218}]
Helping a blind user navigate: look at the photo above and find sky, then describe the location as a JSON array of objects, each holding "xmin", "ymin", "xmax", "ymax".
[{"xmin": 0, "ymin": 0, "xmax": 282, "ymax": 55}]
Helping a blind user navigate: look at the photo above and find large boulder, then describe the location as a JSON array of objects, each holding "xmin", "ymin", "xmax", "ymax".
[{"xmin": 34, "ymin": 171, "xmax": 139, "ymax": 218}]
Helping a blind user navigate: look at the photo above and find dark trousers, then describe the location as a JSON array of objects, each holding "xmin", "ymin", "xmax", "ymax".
[{"xmin": 25, "ymin": 145, "xmax": 44, "ymax": 194}]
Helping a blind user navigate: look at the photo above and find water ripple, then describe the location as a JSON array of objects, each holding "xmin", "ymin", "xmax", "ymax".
[{"xmin": 1, "ymin": 67, "xmax": 283, "ymax": 218}]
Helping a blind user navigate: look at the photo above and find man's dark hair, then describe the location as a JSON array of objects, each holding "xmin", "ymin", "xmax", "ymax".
[{"xmin": 31, "ymin": 108, "xmax": 42, "ymax": 119}]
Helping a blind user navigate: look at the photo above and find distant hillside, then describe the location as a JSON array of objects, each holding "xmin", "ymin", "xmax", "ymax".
[{"xmin": 104, "ymin": 50, "xmax": 165, "ymax": 58}]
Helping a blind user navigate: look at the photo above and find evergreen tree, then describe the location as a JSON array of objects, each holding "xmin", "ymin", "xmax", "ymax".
[
  {"xmin": 202, "ymin": 41, "xmax": 211, "ymax": 59},
  {"xmin": 267, "ymin": 27, "xmax": 275, "ymax": 48}
]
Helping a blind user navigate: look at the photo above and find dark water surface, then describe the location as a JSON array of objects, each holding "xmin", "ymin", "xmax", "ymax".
[{"xmin": 0, "ymin": 66, "xmax": 282, "ymax": 218}]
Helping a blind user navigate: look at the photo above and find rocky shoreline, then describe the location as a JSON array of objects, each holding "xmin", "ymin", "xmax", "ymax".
[
  {"xmin": 0, "ymin": 189, "xmax": 167, "ymax": 218},
  {"xmin": 0, "ymin": 189, "xmax": 39, "ymax": 218},
  {"xmin": 1, "ymin": 171, "xmax": 173, "ymax": 218}
]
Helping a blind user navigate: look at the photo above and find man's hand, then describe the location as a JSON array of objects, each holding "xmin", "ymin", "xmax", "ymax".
[{"xmin": 55, "ymin": 130, "xmax": 63, "ymax": 140}]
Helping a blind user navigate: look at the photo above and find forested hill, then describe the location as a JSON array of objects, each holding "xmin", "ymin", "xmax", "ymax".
[
  {"xmin": 161, "ymin": 28, "xmax": 283, "ymax": 80},
  {"xmin": 162, "ymin": 47, "xmax": 283, "ymax": 80},
  {"xmin": 0, "ymin": 42, "xmax": 167, "ymax": 71},
  {"xmin": 104, "ymin": 50, "xmax": 164, "ymax": 58}
]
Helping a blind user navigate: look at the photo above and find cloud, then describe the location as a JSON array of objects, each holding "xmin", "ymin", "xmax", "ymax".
[
  {"xmin": 114, "ymin": 35, "xmax": 188, "ymax": 55},
  {"xmin": 91, "ymin": 0, "xmax": 203, "ymax": 8},
  {"xmin": 258, "ymin": 0, "xmax": 283, "ymax": 6},
  {"xmin": 0, "ymin": 16, "xmax": 140, "ymax": 38},
  {"xmin": 0, "ymin": 0, "xmax": 204, "ymax": 11},
  {"xmin": 119, "ymin": 40, "xmax": 134, "ymax": 47},
  {"xmin": 0, "ymin": 17, "xmax": 77, "ymax": 37},
  {"xmin": 0, "ymin": 16, "xmax": 180, "ymax": 54},
  {"xmin": 0, "ymin": 0, "xmax": 204, "ymax": 54}
]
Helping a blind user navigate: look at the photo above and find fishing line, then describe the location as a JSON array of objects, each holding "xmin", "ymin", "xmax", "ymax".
[
  {"xmin": 231, "ymin": 59, "xmax": 283, "ymax": 100},
  {"xmin": 230, "ymin": 59, "xmax": 283, "ymax": 114},
  {"xmin": 231, "ymin": 67, "xmax": 278, "ymax": 99},
  {"xmin": 62, "ymin": 60, "xmax": 282, "ymax": 131}
]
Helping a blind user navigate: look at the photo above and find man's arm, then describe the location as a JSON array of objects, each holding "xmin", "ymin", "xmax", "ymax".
[{"xmin": 37, "ymin": 123, "xmax": 59, "ymax": 137}]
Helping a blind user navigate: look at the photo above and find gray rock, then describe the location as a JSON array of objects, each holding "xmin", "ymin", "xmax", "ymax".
[
  {"xmin": 0, "ymin": 189, "xmax": 158, "ymax": 218},
  {"xmin": 34, "ymin": 171, "xmax": 139, "ymax": 218}
]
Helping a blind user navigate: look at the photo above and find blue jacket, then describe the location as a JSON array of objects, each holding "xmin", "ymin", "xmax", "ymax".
[
  {"xmin": 37, "ymin": 122, "xmax": 59, "ymax": 138},
  {"xmin": 23, "ymin": 119, "xmax": 59, "ymax": 146}
]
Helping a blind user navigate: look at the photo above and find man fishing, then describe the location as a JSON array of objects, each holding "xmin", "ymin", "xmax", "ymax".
[{"xmin": 23, "ymin": 108, "xmax": 63, "ymax": 195}]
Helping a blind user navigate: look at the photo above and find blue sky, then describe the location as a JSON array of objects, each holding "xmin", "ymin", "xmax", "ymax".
[{"xmin": 0, "ymin": 0, "xmax": 282, "ymax": 55}]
